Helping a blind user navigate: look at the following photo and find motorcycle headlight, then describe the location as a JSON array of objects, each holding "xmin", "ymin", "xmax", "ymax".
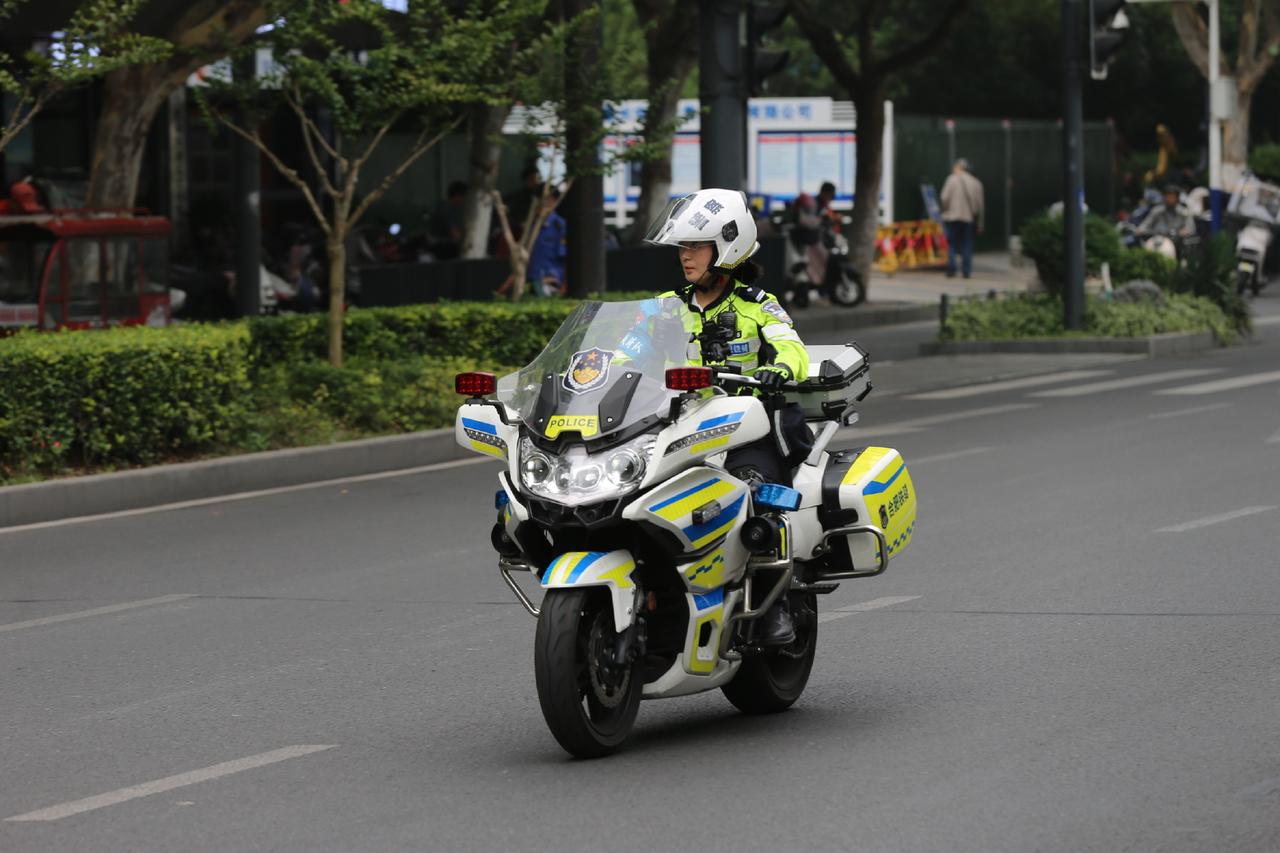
[
  {"xmin": 520, "ymin": 444, "xmax": 553, "ymax": 487},
  {"xmin": 606, "ymin": 448, "xmax": 645, "ymax": 487},
  {"xmin": 518, "ymin": 435, "xmax": 653, "ymax": 506}
]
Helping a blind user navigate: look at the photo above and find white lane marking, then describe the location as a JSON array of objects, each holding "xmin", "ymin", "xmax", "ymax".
[
  {"xmin": 0, "ymin": 594, "xmax": 196, "ymax": 635},
  {"xmin": 845, "ymin": 403, "xmax": 1037, "ymax": 439},
  {"xmin": 1268, "ymin": 427, "xmax": 1280, "ymax": 444},
  {"xmin": 817, "ymin": 596, "xmax": 920, "ymax": 624},
  {"xmin": 4, "ymin": 745, "xmax": 337, "ymax": 822},
  {"xmin": 1030, "ymin": 368, "xmax": 1222, "ymax": 398},
  {"xmin": 1156, "ymin": 506, "xmax": 1278, "ymax": 533},
  {"xmin": 1253, "ymin": 315, "xmax": 1280, "ymax": 327},
  {"xmin": 1155, "ymin": 370, "xmax": 1280, "ymax": 396},
  {"xmin": 908, "ymin": 446, "xmax": 995, "ymax": 466},
  {"xmin": 906, "ymin": 370, "xmax": 1112, "ymax": 400},
  {"xmin": 1148, "ymin": 402, "xmax": 1234, "ymax": 420},
  {"xmin": 0, "ymin": 456, "xmax": 491, "ymax": 535}
]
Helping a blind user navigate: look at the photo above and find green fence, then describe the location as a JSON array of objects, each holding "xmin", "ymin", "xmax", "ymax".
[{"xmin": 894, "ymin": 115, "xmax": 1115, "ymax": 253}]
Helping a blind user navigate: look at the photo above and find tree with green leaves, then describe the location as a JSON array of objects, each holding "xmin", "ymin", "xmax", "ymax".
[
  {"xmin": 488, "ymin": 5, "xmax": 669, "ymax": 299},
  {"xmin": 201, "ymin": 0, "xmax": 546, "ymax": 367},
  {"xmin": 1172, "ymin": 0, "xmax": 1280, "ymax": 187},
  {"xmin": 785, "ymin": 0, "xmax": 972, "ymax": 299},
  {"xmin": 0, "ymin": 0, "xmax": 170, "ymax": 156}
]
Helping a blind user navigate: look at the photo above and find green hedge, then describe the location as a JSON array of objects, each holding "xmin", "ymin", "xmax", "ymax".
[
  {"xmin": 0, "ymin": 297, "xmax": 663, "ymax": 482},
  {"xmin": 247, "ymin": 301, "xmax": 577, "ymax": 368},
  {"xmin": 0, "ymin": 325, "xmax": 251, "ymax": 475},
  {"xmin": 1249, "ymin": 143, "xmax": 1280, "ymax": 183},
  {"xmin": 1111, "ymin": 248, "xmax": 1178, "ymax": 289},
  {"xmin": 941, "ymin": 292, "xmax": 1236, "ymax": 344},
  {"xmin": 1020, "ymin": 211, "xmax": 1124, "ymax": 296}
]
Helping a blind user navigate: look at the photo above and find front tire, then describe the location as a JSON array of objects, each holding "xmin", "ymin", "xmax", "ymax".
[
  {"xmin": 722, "ymin": 592, "xmax": 818, "ymax": 714},
  {"xmin": 534, "ymin": 588, "xmax": 641, "ymax": 758}
]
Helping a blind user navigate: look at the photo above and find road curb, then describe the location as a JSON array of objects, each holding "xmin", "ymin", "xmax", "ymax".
[
  {"xmin": 918, "ymin": 331, "xmax": 1219, "ymax": 358},
  {"xmin": 793, "ymin": 302, "xmax": 937, "ymax": 335},
  {"xmin": 0, "ymin": 428, "xmax": 468, "ymax": 529}
]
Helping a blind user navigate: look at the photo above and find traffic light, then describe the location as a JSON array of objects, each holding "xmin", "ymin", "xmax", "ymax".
[
  {"xmin": 746, "ymin": 2, "xmax": 789, "ymax": 96},
  {"xmin": 1089, "ymin": 0, "xmax": 1129, "ymax": 80}
]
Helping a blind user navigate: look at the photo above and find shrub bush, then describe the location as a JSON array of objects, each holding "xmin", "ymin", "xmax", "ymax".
[
  {"xmin": 1020, "ymin": 211, "xmax": 1125, "ymax": 295},
  {"xmin": 0, "ymin": 325, "xmax": 251, "ymax": 476},
  {"xmin": 1249, "ymin": 143, "xmax": 1280, "ymax": 182},
  {"xmin": 247, "ymin": 301, "xmax": 578, "ymax": 368},
  {"xmin": 279, "ymin": 356, "xmax": 516, "ymax": 434},
  {"xmin": 1111, "ymin": 248, "xmax": 1178, "ymax": 289},
  {"xmin": 941, "ymin": 292, "xmax": 1235, "ymax": 343},
  {"xmin": 1169, "ymin": 232, "xmax": 1251, "ymax": 334}
]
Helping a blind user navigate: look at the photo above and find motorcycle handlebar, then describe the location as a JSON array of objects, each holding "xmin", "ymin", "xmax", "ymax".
[{"xmin": 713, "ymin": 371, "xmax": 800, "ymax": 391}]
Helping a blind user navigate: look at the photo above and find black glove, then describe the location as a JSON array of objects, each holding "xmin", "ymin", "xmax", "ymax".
[{"xmin": 755, "ymin": 364, "xmax": 791, "ymax": 392}]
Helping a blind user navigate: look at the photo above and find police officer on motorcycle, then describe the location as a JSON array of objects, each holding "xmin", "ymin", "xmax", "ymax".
[{"xmin": 644, "ymin": 188, "xmax": 812, "ymax": 644}]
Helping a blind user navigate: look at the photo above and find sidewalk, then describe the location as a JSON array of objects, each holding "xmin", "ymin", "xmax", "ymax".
[
  {"xmin": 867, "ymin": 250, "xmax": 1038, "ymax": 304},
  {"xmin": 786, "ymin": 250, "xmax": 1036, "ymax": 334}
]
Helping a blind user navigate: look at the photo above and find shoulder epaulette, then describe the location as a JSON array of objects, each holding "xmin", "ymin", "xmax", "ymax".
[{"xmin": 736, "ymin": 284, "xmax": 768, "ymax": 303}]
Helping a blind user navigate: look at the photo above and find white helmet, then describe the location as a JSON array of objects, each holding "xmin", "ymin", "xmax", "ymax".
[{"xmin": 643, "ymin": 188, "xmax": 760, "ymax": 273}]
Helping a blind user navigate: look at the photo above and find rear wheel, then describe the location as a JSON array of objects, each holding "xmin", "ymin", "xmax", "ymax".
[
  {"xmin": 721, "ymin": 592, "xmax": 818, "ymax": 714},
  {"xmin": 831, "ymin": 269, "xmax": 864, "ymax": 306},
  {"xmin": 534, "ymin": 588, "xmax": 641, "ymax": 758}
]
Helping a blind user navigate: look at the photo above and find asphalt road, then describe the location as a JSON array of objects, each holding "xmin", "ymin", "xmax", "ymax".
[{"xmin": 3, "ymin": 296, "xmax": 1280, "ymax": 852}]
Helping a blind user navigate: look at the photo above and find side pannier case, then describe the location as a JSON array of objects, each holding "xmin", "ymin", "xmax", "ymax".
[
  {"xmin": 785, "ymin": 343, "xmax": 871, "ymax": 422},
  {"xmin": 818, "ymin": 446, "xmax": 917, "ymax": 576}
]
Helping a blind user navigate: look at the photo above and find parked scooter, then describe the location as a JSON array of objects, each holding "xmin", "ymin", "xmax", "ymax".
[
  {"xmin": 781, "ymin": 215, "xmax": 863, "ymax": 309},
  {"xmin": 1227, "ymin": 171, "xmax": 1280, "ymax": 296}
]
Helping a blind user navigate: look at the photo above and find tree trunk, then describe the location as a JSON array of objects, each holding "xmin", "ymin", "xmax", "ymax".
[
  {"xmin": 84, "ymin": 65, "xmax": 177, "ymax": 209},
  {"xmin": 622, "ymin": 11, "xmax": 696, "ymax": 245},
  {"xmin": 461, "ymin": 103, "xmax": 511, "ymax": 259},
  {"xmin": 848, "ymin": 87, "xmax": 885, "ymax": 302},
  {"xmin": 1223, "ymin": 88, "xmax": 1253, "ymax": 189},
  {"xmin": 327, "ymin": 234, "xmax": 346, "ymax": 368},
  {"xmin": 564, "ymin": 0, "xmax": 605, "ymax": 298}
]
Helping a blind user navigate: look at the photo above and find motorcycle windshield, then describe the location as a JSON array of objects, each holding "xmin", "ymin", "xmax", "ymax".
[{"xmin": 497, "ymin": 298, "xmax": 693, "ymax": 440}]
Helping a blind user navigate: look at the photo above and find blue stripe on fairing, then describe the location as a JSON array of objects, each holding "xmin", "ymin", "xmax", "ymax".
[
  {"xmin": 696, "ymin": 411, "xmax": 745, "ymax": 430},
  {"xmin": 682, "ymin": 495, "xmax": 745, "ymax": 542},
  {"xmin": 565, "ymin": 551, "xmax": 608, "ymax": 584},
  {"xmin": 692, "ymin": 587, "xmax": 725, "ymax": 610},
  {"xmin": 461, "ymin": 417, "xmax": 497, "ymax": 435},
  {"xmin": 648, "ymin": 478, "xmax": 722, "ymax": 512},
  {"xmin": 863, "ymin": 463, "xmax": 905, "ymax": 496}
]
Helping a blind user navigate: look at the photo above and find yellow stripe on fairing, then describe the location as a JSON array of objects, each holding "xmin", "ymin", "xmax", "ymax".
[
  {"xmin": 652, "ymin": 480, "xmax": 737, "ymax": 522},
  {"xmin": 598, "ymin": 560, "xmax": 636, "ymax": 589},
  {"xmin": 554, "ymin": 552, "xmax": 590, "ymax": 585},
  {"xmin": 689, "ymin": 436, "xmax": 732, "ymax": 456},
  {"xmin": 470, "ymin": 440, "xmax": 506, "ymax": 458},
  {"xmin": 841, "ymin": 447, "xmax": 893, "ymax": 486},
  {"xmin": 690, "ymin": 513, "xmax": 740, "ymax": 549}
]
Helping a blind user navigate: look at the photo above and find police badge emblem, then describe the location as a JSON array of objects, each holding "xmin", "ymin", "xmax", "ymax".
[
  {"xmin": 564, "ymin": 347, "xmax": 613, "ymax": 394},
  {"xmin": 762, "ymin": 301, "xmax": 793, "ymax": 325}
]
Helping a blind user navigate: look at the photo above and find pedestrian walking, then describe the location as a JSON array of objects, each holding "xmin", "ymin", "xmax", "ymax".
[{"xmin": 941, "ymin": 158, "xmax": 984, "ymax": 279}]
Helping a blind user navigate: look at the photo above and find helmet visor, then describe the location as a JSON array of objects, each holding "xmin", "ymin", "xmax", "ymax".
[{"xmin": 642, "ymin": 195, "xmax": 697, "ymax": 246}]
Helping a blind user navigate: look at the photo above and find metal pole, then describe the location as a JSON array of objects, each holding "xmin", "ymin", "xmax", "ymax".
[
  {"xmin": 1207, "ymin": 0, "xmax": 1223, "ymax": 232},
  {"xmin": 564, "ymin": 0, "xmax": 606, "ymax": 296},
  {"xmin": 1003, "ymin": 119, "xmax": 1013, "ymax": 251},
  {"xmin": 699, "ymin": 0, "xmax": 746, "ymax": 191},
  {"xmin": 1062, "ymin": 0, "xmax": 1085, "ymax": 330},
  {"xmin": 232, "ymin": 54, "xmax": 261, "ymax": 317}
]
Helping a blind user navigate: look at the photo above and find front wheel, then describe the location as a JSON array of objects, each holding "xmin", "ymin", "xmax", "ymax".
[
  {"xmin": 722, "ymin": 592, "xmax": 818, "ymax": 714},
  {"xmin": 534, "ymin": 588, "xmax": 641, "ymax": 758}
]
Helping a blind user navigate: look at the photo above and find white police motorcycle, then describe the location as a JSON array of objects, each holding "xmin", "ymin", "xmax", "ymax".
[{"xmin": 455, "ymin": 298, "xmax": 917, "ymax": 757}]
